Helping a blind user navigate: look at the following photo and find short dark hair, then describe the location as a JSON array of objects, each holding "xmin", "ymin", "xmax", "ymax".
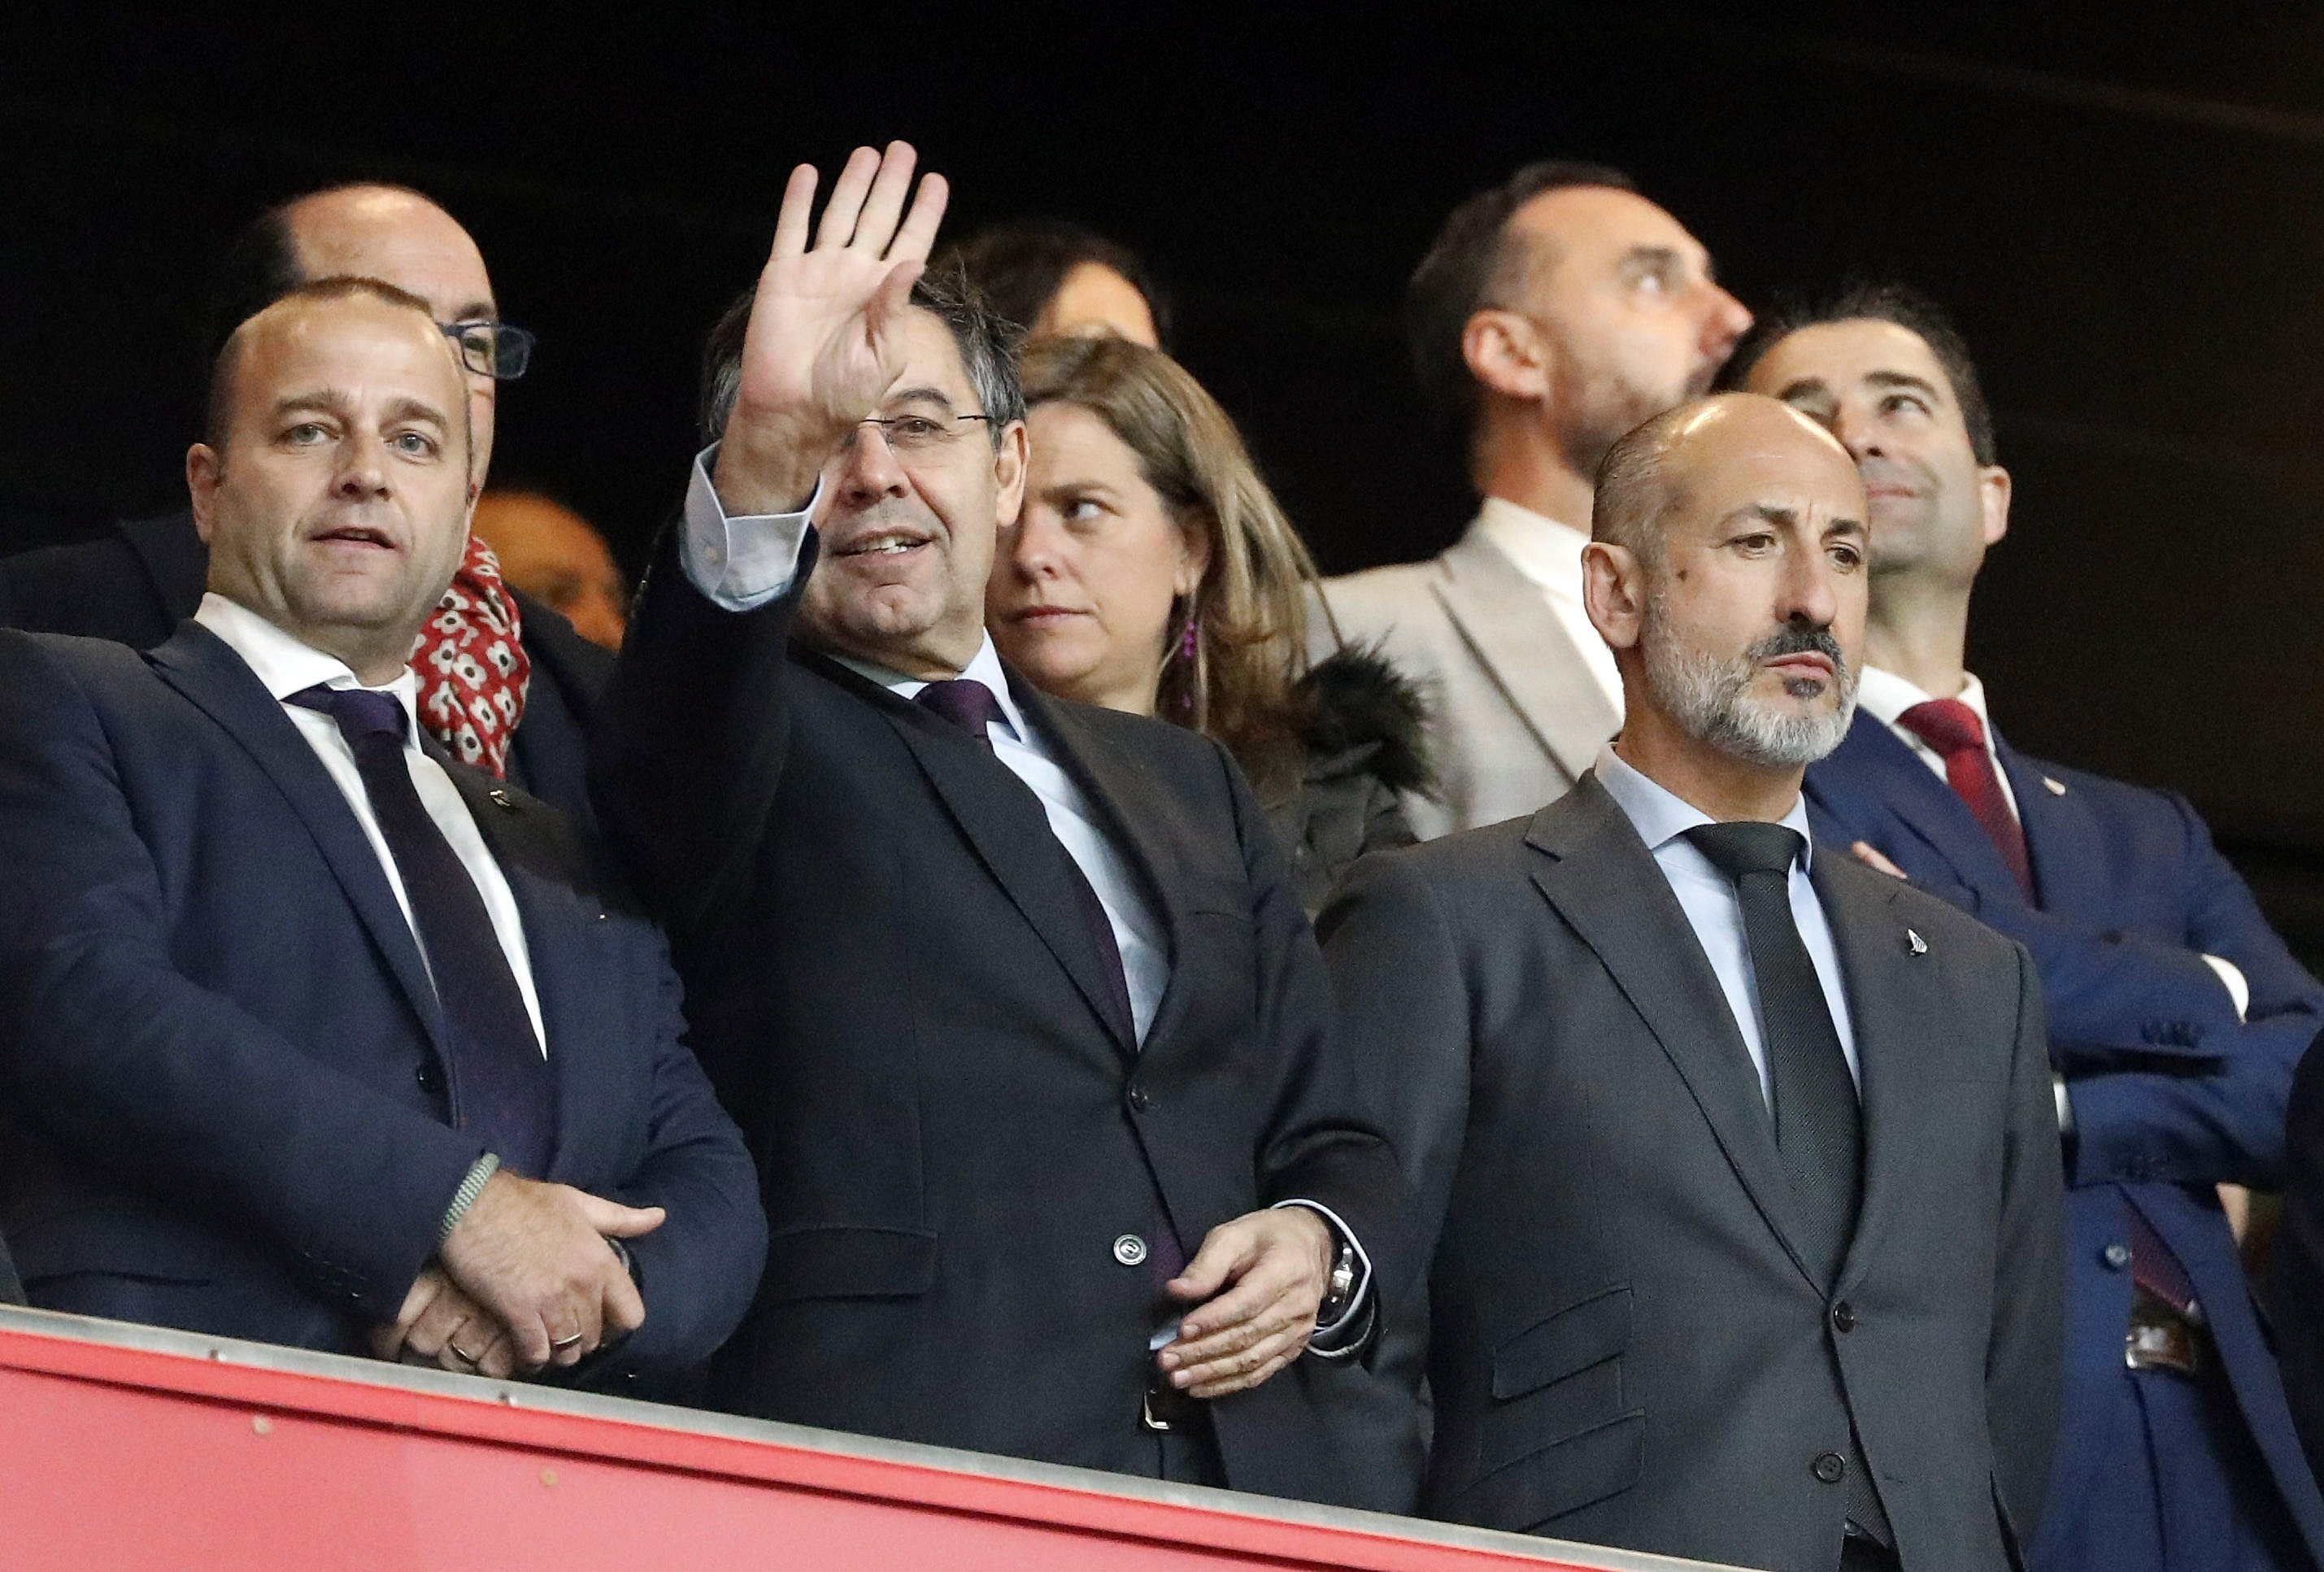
[
  {"xmin": 699, "ymin": 260, "xmax": 1025, "ymax": 447},
  {"xmin": 936, "ymin": 220, "xmax": 1171, "ymax": 348},
  {"xmin": 1405, "ymin": 160, "xmax": 1639, "ymax": 430},
  {"xmin": 1718, "ymin": 281, "xmax": 1998, "ymax": 464},
  {"xmin": 203, "ymin": 183, "xmax": 447, "ymax": 363},
  {"xmin": 203, "ymin": 276, "xmax": 462, "ymax": 455}
]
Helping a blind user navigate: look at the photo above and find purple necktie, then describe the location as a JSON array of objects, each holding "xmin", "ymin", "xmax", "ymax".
[{"xmin": 290, "ymin": 685, "xmax": 555, "ymax": 1178}]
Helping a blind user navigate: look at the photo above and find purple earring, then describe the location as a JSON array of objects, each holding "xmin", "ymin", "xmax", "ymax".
[{"xmin": 1176, "ymin": 614, "xmax": 1199, "ymax": 663}]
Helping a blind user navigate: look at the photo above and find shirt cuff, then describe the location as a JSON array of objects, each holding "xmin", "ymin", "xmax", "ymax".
[
  {"xmin": 2200, "ymin": 954, "xmax": 2251, "ymax": 1022},
  {"xmin": 1272, "ymin": 1199, "xmax": 1373, "ymax": 1356},
  {"xmin": 681, "ymin": 442, "xmax": 820, "ymax": 611}
]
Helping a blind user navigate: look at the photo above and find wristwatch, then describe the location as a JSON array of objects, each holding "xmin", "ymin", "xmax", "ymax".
[{"xmin": 1319, "ymin": 1236, "xmax": 1358, "ymax": 1325}]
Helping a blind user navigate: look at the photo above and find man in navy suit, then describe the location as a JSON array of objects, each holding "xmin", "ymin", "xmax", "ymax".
[
  {"xmin": 0, "ymin": 277, "xmax": 764, "ymax": 1391},
  {"xmin": 1730, "ymin": 284, "xmax": 2324, "ymax": 1572}
]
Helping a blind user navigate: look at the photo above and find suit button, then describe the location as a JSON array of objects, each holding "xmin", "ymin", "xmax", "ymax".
[
  {"xmin": 1128, "ymin": 1086, "xmax": 1151, "ymax": 1113},
  {"xmin": 2103, "ymin": 1243, "xmax": 2132, "ymax": 1271},
  {"xmin": 1831, "ymin": 1301, "xmax": 1856, "ymax": 1334},
  {"xmin": 1112, "ymin": 1234, "xmax": 1148, "ymax": 1267},
  {"xmin": 1813, "ymin": 1452, "xmax": 1847, "ymax": 1485},
  {"xmin": 416, "ymin": 1062, "xmax": 444, "ymax": 1095}
]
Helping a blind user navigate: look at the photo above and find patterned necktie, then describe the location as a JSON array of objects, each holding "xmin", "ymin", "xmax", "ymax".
[
  {"xmin": 1686, "ymin": 821, "xmax": 1888, "ymax": 1545},
  {"xmin": 411, "ymin": 534, "xmax": 531, "ymax": 780},
  {"xmin": 1895, "ymin": 699, "xmax": 2034, "ymax": 898},
  {"xmin": 289, "ymin": 685, "xmax": 555, "ymax": 1178}
]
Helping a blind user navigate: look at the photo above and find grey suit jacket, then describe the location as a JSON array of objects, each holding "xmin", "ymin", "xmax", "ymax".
[
  {"xmin": 1319, "ymin": 777, "xmax": 2066, "ymax": 1571},
  {"xmin": 1316, "ymin": 524, "xmax": 1617, "ymax": 841}
]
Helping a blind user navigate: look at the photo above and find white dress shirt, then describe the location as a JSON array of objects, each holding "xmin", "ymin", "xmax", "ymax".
[
  {"xmin": 1472, "ymin": 496, "xmax": 1625, "ymax": 712},
  {"xmin": 1594, "ymin": 743, "xmax": 1860, "ymax": 1102},
  {"xmin": 195, "ymin": 594, "xmax": 547, "ymax": 1053},
  {"xmin": 1855, "ymin": 664, "xmax": 2246, "ymax": 1021}
]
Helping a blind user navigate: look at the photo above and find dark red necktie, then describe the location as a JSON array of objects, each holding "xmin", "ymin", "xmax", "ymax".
[{"xmin": 1895, "ymin": 699, "xmax": 2034, "ymax": 898}]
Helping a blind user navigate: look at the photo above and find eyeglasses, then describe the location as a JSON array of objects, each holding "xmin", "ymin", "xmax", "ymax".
[
  {"xmin": 848, "ymin": 412, "xmax": 993, "ymax": 455},
  {"xmin": 441, "ymin": 320, "xmax": 537, "ymax": 382}
]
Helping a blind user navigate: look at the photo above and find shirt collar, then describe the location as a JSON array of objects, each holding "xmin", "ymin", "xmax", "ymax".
[
  {"xmin": 1855, "ymin": 664, "xmax": 1995, "ymax": 735},
  {"xmin": 194, "ymin": 592, "xmax": 422, "ymax": 739},
  {"xmin": 1473, "ymin": 496, "xmax": 1591, "ymax": 602},
  {"xmin": 829, "ymin": 632, "xmax": 1028, "ymax": 742},
  {"xmin": 1592, "ymin": 740, "xmax": 1816, "ymax": 870}
]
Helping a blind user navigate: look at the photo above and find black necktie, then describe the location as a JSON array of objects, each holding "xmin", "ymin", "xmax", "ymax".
[
  {"xmin": 290, "ymin": 685, "xmax": 556, "ymax": 1178},
  {"xmin": 1686, "ymin": 821, "xmax": 1891, "ymax": 1548},
  {"xmin": 1685, "ymin": 822, "xmax": 1862, "ymax": 1284},
  {"xmin": 913, "ymin": 679, "xmax": 1138, "ymax": 1044}
]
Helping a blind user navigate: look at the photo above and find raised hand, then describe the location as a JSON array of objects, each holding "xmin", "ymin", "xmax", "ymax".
[
  {"xmin": 1155, "ymin": 1206, "xmax": 1335, "ymax": 1400},
  {"xmin": 436, "ymin": 1170, "xmax": 662, "ymax": 1371},
  {"xmin": 712, "ymin": 141, "xmax": 951, "ymax": 516}
]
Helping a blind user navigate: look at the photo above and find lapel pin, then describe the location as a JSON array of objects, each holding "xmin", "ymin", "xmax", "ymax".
[
  {"xmin": 1906, "ymin": 928, "xmax": 1928, "ymax": 956},
  {"xmin": 2043, "ymin": 777, "xmax": 2066, "ymax": 796},
  {"xmin": 488, "ymin": 788, "xmax": 516, "ymax": 811}
]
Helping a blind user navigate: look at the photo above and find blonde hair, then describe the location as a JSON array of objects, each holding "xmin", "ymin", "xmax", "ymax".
[{"xmin": 1019, "ymin": 335, "xmax": 1323, "ymax": 783}]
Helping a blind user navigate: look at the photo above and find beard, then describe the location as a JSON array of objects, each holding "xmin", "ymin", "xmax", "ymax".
[{"xmin": 1642, "ymin": 599, "xmax": 1858, "ymax": 769}]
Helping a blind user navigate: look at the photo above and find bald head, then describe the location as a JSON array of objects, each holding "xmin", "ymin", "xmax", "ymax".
[
  {"xmin": 1582, "ymin": 394, "xmax": 1868, "ymax": 779},
  {"xmin": 1592, "ymin": 393, "xmax": 1860, "ymax": 566},
  {"xmin": 211, "ymin": 183, "xmax": 502, "ymax": 475}
]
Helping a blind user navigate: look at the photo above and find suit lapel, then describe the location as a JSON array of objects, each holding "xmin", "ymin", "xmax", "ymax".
[
  {"xmin": 436, "ymin": 759, "xmax": 598, "ymax": 1178},
  {"xmin": 809, "ymin": 652, "xmax": 1138, "ymax": 1057},
  {"xmin": 1825, "ymin": 713, "xmax": 2029, "ymax": 905},
  {"xmin": 1998, "ymin": 742, "xmax": 2102, "ymax": 920},
  {"xmin": 1016, "ymin": 677, "xmax": 1189, "ymax": 1052},
  {"xmin": 1431, "ymin": 529, "xmax": 1618, "ymax": 782},
  {"xmin": 1526, "ymin": 780, "xmax": 1818, "ymax": 1290},
  {"xmin": 1813, "ymin": 853, "xmax": 1932, "ymax": 1292},
  {"xmin": 147, "ymin": 623, "xmax": 449, "ymax": 1054}
]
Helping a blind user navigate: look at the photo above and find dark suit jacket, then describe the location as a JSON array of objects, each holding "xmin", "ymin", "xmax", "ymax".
[
  {"xmin": 2270, "ymin": 1034, "xmax": 2324, "ymax": 1484},
  {"xmin": 0, "ymin": 621, "xmax": 765, "ymax": 1391},
  {"xmin": 0, "ymin": 1233, "xmax": 20, "ymax": 1305},
  {"xmin": 1319, "ymin": 777, "xmax": 2065, "ymax": 1571},
  {"xmin": 590, "ymin": 530, "xmax": 1418, "ymax": 1509},
  {"xmin": 0, "ymin": 510, "xmax": 611, "ymax": 822},
  {"xmin": 1808, "ymin": 712, "xmax": 2324, "ymax": 1565}
]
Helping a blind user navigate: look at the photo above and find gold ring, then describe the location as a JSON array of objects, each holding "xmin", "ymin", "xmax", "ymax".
[
  {"xmin": 550, "ymin": 1332, "xmax": 585, "ymax": 1352},
  {"xmin": 447, "ymin": 1342, "xmax": 480, "ymax": 1365}
]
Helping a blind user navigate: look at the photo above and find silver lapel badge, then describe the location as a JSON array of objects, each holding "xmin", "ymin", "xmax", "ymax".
[
  {"xmin": 1907, "ymin": 928, "xmax": 1928, "ymax": 956},
  {"xmin": 2043, "ymin": 777, "xmax": 2067, "ymax": 796},
  {"xmin": 488, "ymin": 788, "xmax": 516, "ymax": 811}
]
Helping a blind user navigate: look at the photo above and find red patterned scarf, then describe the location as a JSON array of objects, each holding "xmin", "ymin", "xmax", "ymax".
[{"xmin": 411, "ymin": 533, "xmax": 532, "ymax": 779}]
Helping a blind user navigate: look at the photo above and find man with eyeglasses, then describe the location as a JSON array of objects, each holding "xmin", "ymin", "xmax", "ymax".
[
  {"xmin": 0, "ymin": 183, "xmax": 607, "ymax": 821},
  {"xmin": 593, "ymin": 142, "xmax": 1417, "ymax": 1505}
]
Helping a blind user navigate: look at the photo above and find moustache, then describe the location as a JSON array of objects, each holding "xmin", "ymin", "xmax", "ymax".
[{"xmin": 1748, "ymin": 622, "xmax": 1846, "ymax": 670}]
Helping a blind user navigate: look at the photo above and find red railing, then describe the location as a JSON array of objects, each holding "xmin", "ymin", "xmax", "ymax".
[{"xmin": 0, "ymin": 1304, "xmax": 1735, "ymax": 1571}]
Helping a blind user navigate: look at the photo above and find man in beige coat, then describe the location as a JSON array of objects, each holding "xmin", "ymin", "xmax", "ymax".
[{"xmin": 1319, "ymin": 162, "xmax": 1752, "ymax": 837}]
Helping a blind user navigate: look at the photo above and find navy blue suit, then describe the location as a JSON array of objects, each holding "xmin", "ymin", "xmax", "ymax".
[
  {"xmin": 0, "ymin": 621, "xmax": 765, "ymax": 1392},
  {"xmin": 1808, "ymin": 710, "xmax": 2324, "ymax": 1572}
]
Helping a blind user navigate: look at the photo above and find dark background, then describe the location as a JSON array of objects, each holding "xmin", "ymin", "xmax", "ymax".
[{"xmin": 8, "ymin": 5, "xmax": 2324, "ymax": 949}]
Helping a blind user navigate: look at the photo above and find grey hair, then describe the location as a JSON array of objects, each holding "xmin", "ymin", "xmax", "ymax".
[
  {"xmin": 699, "ymin": 260, "xmax": 1025, "ymax": 446},
  {"xmin": 1589, "ymin": 399, "xmax": 1706, "ymax": 566}
]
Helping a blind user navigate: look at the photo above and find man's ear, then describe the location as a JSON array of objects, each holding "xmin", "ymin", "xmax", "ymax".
[
  {"xmin": 1582, "ymin": 540, "xmax": 1647, "ymax": 652},
  {"xmin": 991, "ymin": 417, "xmax": 1030, "ymax": 526},
  {"xmin": 1460, "ymin": 310, "xmax": 1552, "ymax": 403},
  {"xmin": 187, "ymin": 444, "xmax": 222, "ymax": 544},
  {"xmin": 1976, "ymin": 463, "xmax": 2012, "ymax": 549}
]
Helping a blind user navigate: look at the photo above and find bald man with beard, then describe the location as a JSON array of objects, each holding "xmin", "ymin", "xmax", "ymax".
[{"xmin": 1322, "ymin": 394, "xmax": 2064, "ymax": 1570}]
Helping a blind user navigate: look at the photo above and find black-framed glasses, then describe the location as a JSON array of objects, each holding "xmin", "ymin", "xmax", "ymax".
[
  {"xmin": 442, "ymin": 320, "xmax": 537, "ymax": 382},
  {"xmin": 850, "ymin": 412, "xmax": 992, "ymax": 455}
]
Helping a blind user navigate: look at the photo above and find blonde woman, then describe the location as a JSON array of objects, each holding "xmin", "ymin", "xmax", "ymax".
[{"xmin": 988, "ymin": 335, "xmax": 1432, "ymax": 914}]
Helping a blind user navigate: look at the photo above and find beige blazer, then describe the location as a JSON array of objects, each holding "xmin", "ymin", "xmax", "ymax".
[{"xmin": 1315, "ymin": 524, "xmax": 1619, "ymax": 839}]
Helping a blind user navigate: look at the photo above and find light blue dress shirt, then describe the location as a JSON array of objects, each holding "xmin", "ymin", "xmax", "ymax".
[{"xmin": 1592, "ymin": 742, "xmax": 1861, "ymax": 1103}]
